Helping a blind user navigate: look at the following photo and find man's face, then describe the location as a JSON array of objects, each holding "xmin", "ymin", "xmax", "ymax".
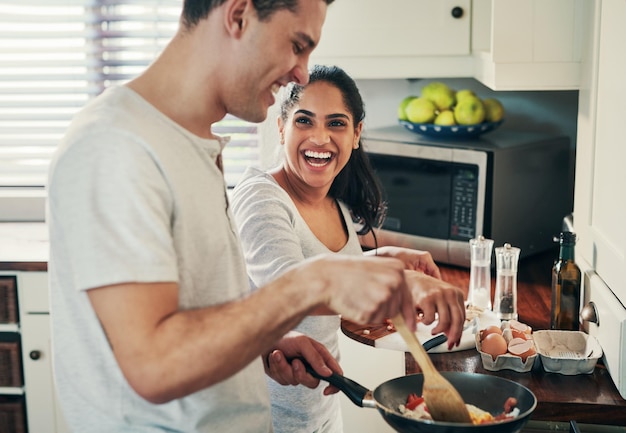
[{"xmin": 224, "ymin": 0, "xmax": 328, "ymax": 123}]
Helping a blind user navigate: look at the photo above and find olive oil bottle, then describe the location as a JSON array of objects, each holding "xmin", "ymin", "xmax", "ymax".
[{"xmin": 550, "ymin": 231, "xmax": 582, "ymax": 330}]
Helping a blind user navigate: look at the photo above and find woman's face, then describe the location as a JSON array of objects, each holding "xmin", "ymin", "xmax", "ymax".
[{"xmin": 278, "ymin": 81, "xmax": 362, "ymax": 193}]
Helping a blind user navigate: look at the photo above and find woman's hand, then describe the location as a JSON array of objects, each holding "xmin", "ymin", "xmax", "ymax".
[
  {"xmin": 368, "ymin": 246, "xmax": 442, "ymax": 279},
  {"xmin": 263, "ymin": 331, "xmax": 343, "ymax": 395},
  {"xmin": 405, "ymin": 270, "xmax": 466, "ymax": 349}
]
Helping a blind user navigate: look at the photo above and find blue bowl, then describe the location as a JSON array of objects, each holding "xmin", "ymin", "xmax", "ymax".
[{"xmin": 399, "ymin": 119, "xmax": 504, "ymax": 139}]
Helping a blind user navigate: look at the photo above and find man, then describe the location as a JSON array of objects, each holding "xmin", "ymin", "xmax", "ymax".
[{"xmin": 47, "ymin": 1, "xmax": 464, "ymax": 432}]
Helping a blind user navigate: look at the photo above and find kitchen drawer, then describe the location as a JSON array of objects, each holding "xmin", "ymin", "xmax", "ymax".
[
  {"xmin": 0, "ymin": 395, "xmax": 27, "ymax": 433},
  {"xmin": 0, "ymin": 276, "xmax": 18, "ymax": 324}
]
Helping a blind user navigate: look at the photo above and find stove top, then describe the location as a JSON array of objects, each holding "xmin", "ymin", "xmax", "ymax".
[{"xmin": 522, "ymin": 420, "xmax": 626, "ymax": 432}]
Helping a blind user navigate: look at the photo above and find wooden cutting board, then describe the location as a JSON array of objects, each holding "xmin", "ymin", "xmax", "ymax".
[{"xmin": 341, "ymin": 309, "xmax": 500, "ymax": 353}]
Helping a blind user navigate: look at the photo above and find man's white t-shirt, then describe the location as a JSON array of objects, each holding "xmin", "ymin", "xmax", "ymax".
[{"xmin": 47, "ymin": 86, "xmax": 272, "ymax": 432}]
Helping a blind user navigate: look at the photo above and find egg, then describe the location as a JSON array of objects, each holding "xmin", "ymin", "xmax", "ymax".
[
  {"xmin": 480, "ymin": 333, "xmax": 508, "ymax": 360},
  {"xmin": 480, "ymin": 325, "xmax": 503, "ymax": 341}
]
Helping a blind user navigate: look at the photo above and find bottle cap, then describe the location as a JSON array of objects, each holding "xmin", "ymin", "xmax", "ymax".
[
  {"xmin": 557, "ymin": 231, "xmax": 577, "ymax": 245},
  {"xmin": 469, "ymin": 236, "xmax": 494, "ymax": 263},
  {"xmin": 495, "ymin": 243, "xmax": 521, "ymax": 272}
]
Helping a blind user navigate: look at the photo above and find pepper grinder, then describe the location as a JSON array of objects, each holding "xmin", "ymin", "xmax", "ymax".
[
  {"xmin": 493, "ymin": 243, "xmax": 521, "ymax": 320},
  {"xmin": 468, "ymin": 236, "xmax": 494, "ymax": 310}
]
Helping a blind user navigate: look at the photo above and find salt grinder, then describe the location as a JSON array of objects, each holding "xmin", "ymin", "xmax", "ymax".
[
  {"xmin": 468, "ymin": 236, "xmax": 494, "ymax": 310},
  {"xmin": 493, "ymin": 243, "xmax": 521, "ymax": 320}
]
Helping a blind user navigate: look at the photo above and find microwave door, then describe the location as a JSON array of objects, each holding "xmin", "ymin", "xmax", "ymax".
[
  {"xmin": 377, "ymin": 156, "xmax": 452, "ymax": 239},
  {"xmin": 367, "ymin": 152, "xmax": 455, "ymax": 264},
  {"xmin": 364, "ymin": 142, "xmax": 487, "ymax": 267}
]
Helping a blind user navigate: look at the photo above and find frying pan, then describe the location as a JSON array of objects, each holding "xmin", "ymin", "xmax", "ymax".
[{"xmin": 307, "ymin": 367, "xmax": 537, "ymax": 433}]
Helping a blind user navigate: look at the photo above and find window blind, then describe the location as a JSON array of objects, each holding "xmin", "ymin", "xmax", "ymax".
[{"xmin": 0, "ymin": 0, "xmax": 259, "ymax": 190}]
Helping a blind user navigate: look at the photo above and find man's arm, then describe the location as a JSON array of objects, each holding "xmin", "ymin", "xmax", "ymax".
[{"xmin": 88, "ymin": 253, "xmax": 415, "ymax": 404}]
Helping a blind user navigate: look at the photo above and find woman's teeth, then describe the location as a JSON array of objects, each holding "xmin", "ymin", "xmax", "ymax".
[
  {"xmin": 304, "ymin": 150, "xmax": 332, "ymax": 167},
  {"xmin": 271, "ymin": 84, "xmax": 280, "ymax": 94}
]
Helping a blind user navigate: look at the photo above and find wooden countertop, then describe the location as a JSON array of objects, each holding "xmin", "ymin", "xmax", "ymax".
[
  {"xmin": 341, "ymin": 249, "xmax": 626, "ymax": 426},
  {"xmin": 0, "ymin": 223, "xmax": 48, "ymax": 271}
]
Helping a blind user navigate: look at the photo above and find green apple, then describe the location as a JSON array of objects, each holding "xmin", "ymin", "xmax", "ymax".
[
  {"xmin": 397, "ymin": 95, "xmax": 418, "ymax": 120},
  {"xmin": 405, "ymin": 97, "xmax": 437, "ymax": 123},
  {"xmin": 455, "ymin": 89, "xmax": 477, "ymax": 103},
  {"xmin": 434, "ymin": 110, "xmax": 456, "ymax": 126},
  {"xmin": 421, "ymin": 82, "xmax": 455, "ymax": 111},
  {"xmin": 483, "ymin": 98, "xmax": 505, "ymax": 122},
  {"xmin": 454, "ymin": 96, "xmax": 486, "ymax": 125}
]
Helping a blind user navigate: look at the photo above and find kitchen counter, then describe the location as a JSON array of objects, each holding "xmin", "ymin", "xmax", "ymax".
[
  {"xmin": 4, "ymin": 223, "xmax": 625, "ymax": 426},
  {"xmin": 0, "ymin": 223, "xmax": 48, "ymax": 271},
  {"xmin": 341, "ymin": 250, "xmax": 626, "ymax": 426}
]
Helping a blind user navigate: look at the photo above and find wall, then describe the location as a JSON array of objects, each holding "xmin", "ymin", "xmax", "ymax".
[{"xmin": 357, "ymin": 77, "xmax": 578, "ymax": 146}]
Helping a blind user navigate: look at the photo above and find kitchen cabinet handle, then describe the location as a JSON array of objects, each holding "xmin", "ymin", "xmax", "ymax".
[
  {"xmin": 451, "ymin": 6, "xmax": 464, "ymax": 19},
  {"xmin": 580, "ymin": 302, "xmax": 599, "ymax": 325},
  {"xmin": 29, "ymin": 350, "xmax": 41, "ymax": 360}
]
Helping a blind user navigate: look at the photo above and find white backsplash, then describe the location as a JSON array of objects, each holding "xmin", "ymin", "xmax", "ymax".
[{"xmin": 356, "ymin": 77, "xmax": 579, "ymax": 146}]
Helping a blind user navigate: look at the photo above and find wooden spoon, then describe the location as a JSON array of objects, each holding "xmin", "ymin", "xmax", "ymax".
[{"xmin": 391, "ymin": 313, "xmax": 472, "ymax": 423}]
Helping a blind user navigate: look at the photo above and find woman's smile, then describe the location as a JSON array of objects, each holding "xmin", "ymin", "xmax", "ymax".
[{"xmin": 303, "ymin": 149, "xmax": 335, "ymax": 167}]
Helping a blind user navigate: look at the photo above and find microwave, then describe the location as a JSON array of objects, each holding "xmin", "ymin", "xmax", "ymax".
[{"xmin": 362, "ymin": 126, "xmax": 572, "ymax": 267}]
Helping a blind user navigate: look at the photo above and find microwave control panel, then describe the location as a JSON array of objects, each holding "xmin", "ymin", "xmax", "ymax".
[{"xmin": 450, "ymin": 166, "xmax": 478, "ymax": 241}]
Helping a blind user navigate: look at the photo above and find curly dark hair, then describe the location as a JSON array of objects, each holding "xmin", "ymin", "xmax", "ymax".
[
  {"xmin": 280, "ymin": 64, "xmax": 388, "ymax": 238},
  {"xmin": 182, "ymin": 0, "xmax": 335, "ymax": 28}
]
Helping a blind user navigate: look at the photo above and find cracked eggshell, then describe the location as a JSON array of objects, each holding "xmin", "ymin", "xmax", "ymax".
[
  {"xmin": 508, "ymin": 337, "xmax": 537, "ymax": 362},
  {"xmin": 475, "ymin": 329, "xmax": 537, "ymax": 372}
]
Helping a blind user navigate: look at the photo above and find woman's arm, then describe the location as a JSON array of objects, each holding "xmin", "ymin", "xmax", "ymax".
[{"xmin": 231, "ymin": 176, "xmax": 336, "ymax": 314}]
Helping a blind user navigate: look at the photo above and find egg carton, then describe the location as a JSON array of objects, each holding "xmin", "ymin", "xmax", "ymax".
[
  {"xmin": 533, "ymin": 330, "xmax": 603, "ymax": 375},
  {"xmin": 474, "ymin": 325, "xmax": 537, "ymax": 373}
]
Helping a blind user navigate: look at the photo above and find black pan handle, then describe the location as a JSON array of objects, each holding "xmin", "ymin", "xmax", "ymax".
[
  {"xmin": 302, "ymin": 360, "xmax": 371, "ymax": 408},
  {"xmin": 422, "ymin": 333, "xmax": 448, "ymax": 352}
]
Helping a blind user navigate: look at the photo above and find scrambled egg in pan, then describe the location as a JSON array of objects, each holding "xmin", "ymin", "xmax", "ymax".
[{"xmin": 399, "ymin": 398, "xmax": 520, "ymax": 425}]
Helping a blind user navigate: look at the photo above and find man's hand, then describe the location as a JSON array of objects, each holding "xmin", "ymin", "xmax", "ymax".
[
  {"xmin": 293, "ymin": 255, "xmax": 416, "ymax": 331},
  {"xmin": 263, "ymin": 331, "xmax": 342, "ymax": 395}
]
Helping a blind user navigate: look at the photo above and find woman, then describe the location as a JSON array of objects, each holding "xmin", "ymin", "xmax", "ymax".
[{"xmin": 231, "ymin": 65, "xmax": 465, "ymax": 433}]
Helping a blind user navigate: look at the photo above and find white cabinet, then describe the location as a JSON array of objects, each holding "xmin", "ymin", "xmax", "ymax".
[
  {"xmin": 21, "ymin": 315, "xmax": 67, "ymax": 433},
  {"xmin": 313, "ymin": 0, "xmax": 584, "ymax": 91},
  {"xmin": 311, "ymin": 0, "xmax": 473, "ymax": 79},
  {"xmin": 574, "ymin": 0, "xmax": 626, "ymax": 309},
  {"xmin": 472, "ymin": 0, "xmax": 585, "ymax": 90},
  {"xmin": 11, "ymin": 271, "xmax": 68, "ymax": 433},
  {"xmin": 337, "ymin": 333, "xmax": 404, "ymax": 433},
  {"xmin": 573, "ymin": 0, "xmax": 626, "ymax": 398}
]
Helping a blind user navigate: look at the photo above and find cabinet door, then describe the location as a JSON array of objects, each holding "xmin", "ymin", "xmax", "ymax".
[
  {"xmin": 21, "ymin": 314, "xmax": 69, "ymax": 433},
  {"xmin": 315, "ymin": 0, "xmax": 470, "ymax": 57},
  {"xmin": 338, "ymin": 333, "xmax": 403, "ymax": 433},
  {"xmin": 17, "ymin": 272, "xmax": 69, "ymax": 433},
  {"xmin": 311, "ymin": 0, "xmax": 472, "ymax": 78},
  {"xmin": 21, "ymin": 314, "xmax": 55, "ymax": 433},
  {"xmin": 575, "ymin": 0, "xmax": 626, "ymax": 300},
  {"xmin": 472, "ymin": 0, "xmax": 584, "ymax": 90},
  {"xmin": 587, "ymin": 0, "xmax": 626, "ymax": 296}
]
